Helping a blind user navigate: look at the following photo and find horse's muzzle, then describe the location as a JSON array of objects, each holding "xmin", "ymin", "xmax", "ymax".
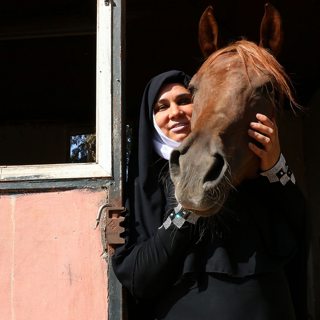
[{"xmin": 170, "ymin": 146, "xmax": 228, "ymax": 216}]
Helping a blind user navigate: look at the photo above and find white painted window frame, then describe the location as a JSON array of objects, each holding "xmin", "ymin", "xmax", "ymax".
[{"xmin": 0, "ymin": 0, "xmax": 112, "ymax": 182}]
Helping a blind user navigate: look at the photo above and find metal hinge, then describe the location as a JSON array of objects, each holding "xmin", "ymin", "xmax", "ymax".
[{"xmin": 96, "ymin": 204, "xmax": 125, "ymax": 258}]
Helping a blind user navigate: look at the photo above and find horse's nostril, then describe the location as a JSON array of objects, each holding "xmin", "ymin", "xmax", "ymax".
[
  {"xmin": 170, "ymin": 149, "xmax": 181, "ymax": 177},
  {"xmin": 203, "ymin": 153, "xmax": 225, "ymax": 183}
]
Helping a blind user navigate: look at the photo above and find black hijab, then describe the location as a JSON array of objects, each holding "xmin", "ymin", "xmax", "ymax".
[{"xmin": 125, "ymin": 70, "xmax": 191, "ymax": 242}]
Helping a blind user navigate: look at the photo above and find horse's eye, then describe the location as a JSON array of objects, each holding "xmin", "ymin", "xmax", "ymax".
[{"xmin": 262, "ymin": 83, "xmax": 274, "ymax": 95}]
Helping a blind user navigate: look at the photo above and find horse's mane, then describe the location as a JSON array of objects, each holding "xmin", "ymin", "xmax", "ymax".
[{"xmin": 203, "ymin": 40, "xmax": 299, "ymax": 110}]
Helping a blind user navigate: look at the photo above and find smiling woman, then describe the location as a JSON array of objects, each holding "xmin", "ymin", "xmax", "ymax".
[{"xmin": 153, "ymin": 83, "xmax": 192, "ymax": 142}]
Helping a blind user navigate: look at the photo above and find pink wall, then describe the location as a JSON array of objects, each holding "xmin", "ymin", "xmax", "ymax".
[{"xmin": 0, "ymin": 190, "xmax": 108, "ymax": 320}]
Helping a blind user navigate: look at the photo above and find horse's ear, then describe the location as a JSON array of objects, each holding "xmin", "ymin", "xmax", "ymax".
[
  {"xmin": 259, "ymin": 3, "xmax": 283, "ymax": 57},
  {"xmin": 198, "ymin": 6, "xmax": 219, "ymax": 58}
]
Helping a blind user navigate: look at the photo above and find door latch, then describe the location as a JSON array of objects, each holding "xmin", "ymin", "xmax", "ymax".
[{"xmin": 96, "ymin": 204, "xmax": 125, "ymax": 253}]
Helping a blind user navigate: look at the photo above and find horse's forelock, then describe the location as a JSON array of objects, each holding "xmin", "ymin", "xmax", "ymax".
[{"xmin": 201, "ymin": 40, "xmax": 299, "ymax": 112}]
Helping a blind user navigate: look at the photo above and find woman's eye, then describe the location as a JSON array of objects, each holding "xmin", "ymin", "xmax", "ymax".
[
  {"xmin": 156, "ymin": 104, "xmax": 168, "ymax": 112},
  {"xmin": 178, "ymin": 96, "xmax": 192, "ymax": 105}
]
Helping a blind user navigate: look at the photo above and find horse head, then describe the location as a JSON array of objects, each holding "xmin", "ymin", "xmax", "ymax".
[{"xmin": 170, "ymin": 3, "xmax": 295, "ymax": 217}]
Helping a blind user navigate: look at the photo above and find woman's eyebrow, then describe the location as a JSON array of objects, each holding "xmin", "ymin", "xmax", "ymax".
[
  {"xmin": 177, "ymin": 93, "xmax": 192, "ymax": 98},
  {"xmin": 155, "ymin": 97, "xmax": 168, "ymax": 105},
  {"xmin": 155, "ymin": 92, "xmax": 191, "ymax": 108}
]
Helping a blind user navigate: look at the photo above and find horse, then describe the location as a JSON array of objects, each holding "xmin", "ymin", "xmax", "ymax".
[{"xmin": 169, "ymin": 3, "xmax": 298, "ymax": 217}]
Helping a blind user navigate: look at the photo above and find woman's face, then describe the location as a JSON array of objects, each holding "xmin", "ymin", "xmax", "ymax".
[{"xmin": 154, "ymin": 83, "xmax": 193, "ymax": 142}]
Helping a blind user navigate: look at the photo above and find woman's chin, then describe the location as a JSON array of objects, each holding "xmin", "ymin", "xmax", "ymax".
[{"xmin": 169, "ymin": 132, "xmax": 190, "ymax": 143}]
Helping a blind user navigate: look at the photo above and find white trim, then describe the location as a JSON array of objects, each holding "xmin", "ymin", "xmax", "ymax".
[
  {"xmin": 96, "ymin": 0, "xmax": 113, "ymax": 174},
  {"xmin": 0, "ymin": 163, "xmax": 110, "ymax": 181},
  {"xmin": 0, "ymin": 0, "xmax": 113, "ymax": 182}
]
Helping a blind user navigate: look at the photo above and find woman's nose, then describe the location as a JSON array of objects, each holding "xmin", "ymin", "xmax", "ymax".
[{"xmin": 169, "ymin": 104, "xmax": 182, "ymax": 118}]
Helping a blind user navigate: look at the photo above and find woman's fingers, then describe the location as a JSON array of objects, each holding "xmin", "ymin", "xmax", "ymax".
[
  {"xmin": 248, "ymin": 128, "xmax": 271, "ymax": 147},
  {"xmin": 256, "ymin": 113, "xmax": 274, "ymax": 126},
  {"xmin": 248, "ymin": 141, "xmax": 266, "ymax": 157},
  {"xmin": 248, "ymin": 113, "xmax": 281, "ymax": 171}
]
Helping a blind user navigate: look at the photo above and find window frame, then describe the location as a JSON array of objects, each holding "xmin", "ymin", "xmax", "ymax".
[{"xmin": 0, "ymin": 0, "xmax": 112, "ymax": 183}]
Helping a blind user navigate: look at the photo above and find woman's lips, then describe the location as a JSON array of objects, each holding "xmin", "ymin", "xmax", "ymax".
[{"xmin": 170, "ymin": 123, "xmax": 190, "ymax": 133}]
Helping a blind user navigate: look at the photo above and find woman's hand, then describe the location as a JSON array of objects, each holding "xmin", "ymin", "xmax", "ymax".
[{"xmin": 248, "ymin": 113, "xmax": 281, "ymax": 171}]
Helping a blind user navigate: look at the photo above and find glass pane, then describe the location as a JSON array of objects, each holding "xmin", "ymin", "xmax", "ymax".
[
  {"xmin": 0, "ymin": 0, "xmax": 96, "ymax": 166},
  {"xmin": 70, "ymin": 133, "xmax": 96, "ymax": 163}
]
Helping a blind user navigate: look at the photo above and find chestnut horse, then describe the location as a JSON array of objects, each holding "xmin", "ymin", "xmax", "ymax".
[{"xmin": 170, "ymin": 4, "xmax": 297, "ymax": 217}]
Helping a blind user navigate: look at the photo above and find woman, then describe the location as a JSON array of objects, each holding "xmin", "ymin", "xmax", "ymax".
[{"xmin": 112, "ymin": 70, "xmax": 305, "ymax": 319}]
